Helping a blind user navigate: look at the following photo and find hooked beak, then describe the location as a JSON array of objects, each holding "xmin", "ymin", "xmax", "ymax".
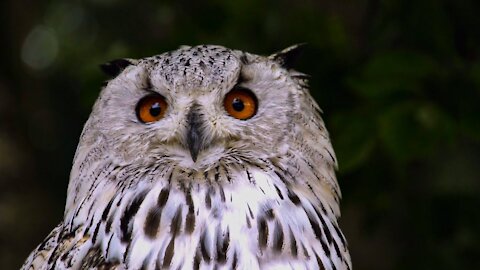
[{"xmin": 186, "ymin": 105, "xmax": 205, "ymax": 162}]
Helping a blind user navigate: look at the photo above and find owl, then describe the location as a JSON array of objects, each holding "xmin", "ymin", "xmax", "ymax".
[{"xmin": 21, "ymin": 45, "xmax": 351, "ymax": 270}]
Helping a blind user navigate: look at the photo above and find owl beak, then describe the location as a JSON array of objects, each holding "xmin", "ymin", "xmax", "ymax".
[{"xmin": 186, "ymin": 106, "xmax": 205, "ymax": 162}]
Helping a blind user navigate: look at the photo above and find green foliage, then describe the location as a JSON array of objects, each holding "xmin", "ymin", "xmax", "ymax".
[{"xmin": 349, "ymin": 51, "xmax": 442, "ymax": 98}]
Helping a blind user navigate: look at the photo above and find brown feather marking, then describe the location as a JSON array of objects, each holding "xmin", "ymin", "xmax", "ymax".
[
  {"xmin": 193, "ymin": 250, "xmax": 201, "ymax": 270},
  {"xmin": 157, "ymin": 188, "xmax": 170, "ymax": 207},
  {"xmin": 205, "ymin": 192, "xmax": 212, "ymax": 209},
  {"xmin": 144, "ymin": 207, "xmax": 162, "ymax": 238},
  {"xmin": 272, "ymin": 220, "xmax": 284, "ymax": 253},
  {"xmin": 265, "ymin": 208, "xmax": 275, "ymax": 220},
  {"xmin": 120, "ymin": 190, "xmax": 148, "ymax": 242},
  {"xmin": 231, "ymin": 250, "xmax": 238, "ymax": 269},
  {"xmin": 163, "ymin": 237, "xmax": 175, "ymax": 268},
  {"xmin": 258, "ymin": 217, "xmax": 268, "ymax": 249},
  {"xmin": 216, "ymin": 226, "xmax": 229, "ymax": 263},
  {"xmin": 199, "ymin": 229, "xmax": 211, "ymax": 262},
  {"xmin": 305, "ymin": 206, "xmax": 330, "ymax": 257},
  {"xmin": 170, "ymin": 206, "xmax": 183, "ymax": 236},
  {"xmin": 315, "ymin": 252, "xmax": 325, "ymax": 270},
  {"xmin": 185, "ymin": 191, "xmax": 196, "ymax": 233},
  {"xmin": 287, "ymin": 189, "xmax": 301, "ymax": 205},
  {"xmin": 289, "ymin": 227, "xmax": 298, "ymax": 257}
]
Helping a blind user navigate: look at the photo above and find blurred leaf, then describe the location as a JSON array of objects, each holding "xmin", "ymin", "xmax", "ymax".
[
  {"xmin": 349, "ymin": 51, "xmax": 440, "ymax": 98},
  {"xmin": 471, "ymin": 63, "xmax": 480, "ymax": 93},
  {"xmin": 433, "ymin": 147, "xmax": 480, "ymax": 195},
  {"xmin": 459, "ymin": 105, "xmax": 480, "ymax": 142},
  {"xmin": 378, "ymin": 101, "xmax": 455, "ymax": 161},
  {"xmin": 324, "ymin": 14, "xmax": 351, "ymax": 56}
]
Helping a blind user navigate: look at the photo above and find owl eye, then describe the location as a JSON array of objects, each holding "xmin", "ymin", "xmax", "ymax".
[
  {"xmin": 224, "ymin": 87, "xmax": 258, "ymax": 120},
  {"xmin": 136, "ymin": 93, "xmax": 168, "ymax": 123}
]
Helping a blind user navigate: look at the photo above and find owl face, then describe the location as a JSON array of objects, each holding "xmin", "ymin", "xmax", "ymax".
[
  {"xmin": 23, "ymin": 45, "xmax": 350, "ymax": 270},
  {"xmin": 85, "ymin": 45, "xmax": 303, "ymax": 170}
]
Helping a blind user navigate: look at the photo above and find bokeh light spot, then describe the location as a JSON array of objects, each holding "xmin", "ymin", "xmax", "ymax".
[{"xmin": 21, "ymin": 25, "xmax": 59, "ymax": 70}]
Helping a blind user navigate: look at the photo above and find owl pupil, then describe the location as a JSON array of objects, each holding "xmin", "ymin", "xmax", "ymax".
[
  {"xmin": 232, "ymin": 98, "xmax": 244, "ymax": 111},
  {"xmin": 150, "ymin": 103, "xmax": 161, "ymax": 116}
]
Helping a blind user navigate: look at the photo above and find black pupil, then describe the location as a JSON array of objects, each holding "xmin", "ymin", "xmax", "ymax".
[
  {"xmin": 232, "ymin": 98, "xmax": 244, "ymax": 111},
  {"xmin": 149, "ymin": 102, "xmax": 162, "ymax": 116}
]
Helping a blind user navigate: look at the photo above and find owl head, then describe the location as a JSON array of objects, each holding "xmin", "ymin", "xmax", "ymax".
[{"xmin": 67, "ymin": 45, "xmax": 338, "ymax": 213}]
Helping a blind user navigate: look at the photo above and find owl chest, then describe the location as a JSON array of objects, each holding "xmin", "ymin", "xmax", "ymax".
[{"xmin": 94, "ymin": 170, "xmax": 320, "ymax": 269}]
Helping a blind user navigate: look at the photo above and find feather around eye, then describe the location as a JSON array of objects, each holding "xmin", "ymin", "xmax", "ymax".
[
  {"xmin": 224, "ymin": 87, "xmax": 258, "ymax": 120},
  {"xmin": 136, "ymin": 94, "xmax": 168, "ymax": 123}
]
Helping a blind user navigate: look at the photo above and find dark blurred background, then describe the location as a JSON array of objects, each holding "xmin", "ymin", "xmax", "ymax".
[{"xmin": 1, "ymin": 0, "xmax": 479, "ymax": 269}]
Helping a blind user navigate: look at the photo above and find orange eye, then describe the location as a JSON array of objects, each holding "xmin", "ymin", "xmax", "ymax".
[
  {"xmin": 224, "ymin": 87, "xmax": 258, "ymax": 120},
  {"xmin": 136, "ymin": 94, "xmax": 168, "ymax": 123}
]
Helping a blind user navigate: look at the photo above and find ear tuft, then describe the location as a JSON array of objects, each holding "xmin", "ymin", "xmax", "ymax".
[
  {"xmin": 269, "ymin": 43, "xmax": 307, "ymax": 69},
  {"xmin": 100, "ymin": 59, "xmax": 135, "ymax": 77}
]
